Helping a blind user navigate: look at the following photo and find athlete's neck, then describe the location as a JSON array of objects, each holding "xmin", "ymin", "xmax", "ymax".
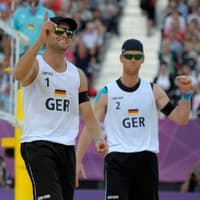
[
  {"xmin": 117, "ymin": 78, "xmax": 141, "ymax": 92},
  {"xmin": 120, "ymin": 76, "xmax": 140, "ymax": 88},
  {"xmin": 42, "ymin": 54, "xmax": 67, "ymax": 72}
]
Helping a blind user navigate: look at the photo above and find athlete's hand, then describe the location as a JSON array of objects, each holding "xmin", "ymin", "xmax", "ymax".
[
  {"xmin": 75, "ymin": 160, "xmax": 87, "ymax": 188},
  {"xmin": 39, "ymin": 12, "xmax": 56, "ymax": 44},
  {"xmin": 176, "ymin": 75, "xmax": 192, "ymax": 93},
  {"xmin": 95, "ymin": 140, "xmax": 108, "ymax": 157}
]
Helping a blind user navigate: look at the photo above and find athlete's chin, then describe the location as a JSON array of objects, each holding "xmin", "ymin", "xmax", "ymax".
[{"xmin": 57, "ymin": 45, "xmax": 68, "ymax": 52}]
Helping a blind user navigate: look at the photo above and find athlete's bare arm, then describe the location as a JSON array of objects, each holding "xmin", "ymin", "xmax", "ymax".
[
  {"xmin": 13, "ymin": 12, "xmax": 55, "ymax": 86},
  {"xmin": 76, "ymin": 87, "xmax": 108, "ymax": 187},
  {"xmin": 154, "ymin": 75, "xmax": 192, "ymax": 125},
  {"xmin": 93, "ymin": 87, "xmax": 108, "ymax": 122}
]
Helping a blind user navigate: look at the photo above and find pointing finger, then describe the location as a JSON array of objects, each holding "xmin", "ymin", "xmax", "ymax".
[{"xmin": 44, "ymin": 11, "xmax": 48, "ymax": 22}]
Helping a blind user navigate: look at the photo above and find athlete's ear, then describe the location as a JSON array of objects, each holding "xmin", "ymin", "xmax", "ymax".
[{"xmin": 141, "ymin": 55, "xmax": 145, "ymax": 64}]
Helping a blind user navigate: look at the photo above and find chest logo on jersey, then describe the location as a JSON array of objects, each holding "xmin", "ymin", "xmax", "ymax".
[
  {"xmin": 45, "ymin": 89, "xmax": 70, "ymax": 112},
  {"xmin": 42, "ymin": 71, "xmax": 53, "ymax": 76},
  {"xmin": 122, "ymin": 109, "xmax": 145, "ymax": 128},
  {"xmin": 112, "ymin": 96, "xmax": 123, "ymax": 100}
]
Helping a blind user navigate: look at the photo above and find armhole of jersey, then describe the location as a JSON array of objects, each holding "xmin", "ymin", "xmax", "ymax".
[{"xmin": 150, "ymin": 82, "xmax": 153, "ymax": 90}]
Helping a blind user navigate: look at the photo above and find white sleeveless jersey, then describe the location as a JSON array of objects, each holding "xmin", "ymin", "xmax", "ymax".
[
  {"xmin": 104, "ymin": 79, "xmax": 159, "ymax": 153},
  {"xmin": 21, "ymin": 55, "xmax": 80, "ymax": 145}
]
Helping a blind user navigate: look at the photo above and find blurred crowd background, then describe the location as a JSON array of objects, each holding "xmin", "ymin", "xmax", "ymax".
[
  {"xmin": 0, "ymin": 0, "xmax": 200, "ymax": 118},
  {"xmin": 154, "ymin": 0, "xmax": 200, "ymax": 118}
]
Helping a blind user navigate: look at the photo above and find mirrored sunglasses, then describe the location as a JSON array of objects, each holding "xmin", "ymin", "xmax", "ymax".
[
  {"xmin": 123, "ymin": 54, "xmax": 143, "ymax": 60},
  {"xmin": 55, "ymin": 27, "xmax": 73, "ymax": 38}
]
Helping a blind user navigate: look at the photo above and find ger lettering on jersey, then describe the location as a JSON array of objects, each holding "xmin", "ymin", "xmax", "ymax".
[
  {"xmin": 21, "ymin": 55, "xmax": 80, "ymax": 145},
  {"xmin": 104, "ymin": 79, "xmax": 159, "ymax": 153}
]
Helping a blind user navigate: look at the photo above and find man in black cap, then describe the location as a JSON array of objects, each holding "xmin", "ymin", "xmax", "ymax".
[
  {"xmin": 76, "ymin": 38, "xmax": 192, "ymax": 200},
  {"xmin": 13, "ymin": 13, "xmax": 108, "ymax": 200}
]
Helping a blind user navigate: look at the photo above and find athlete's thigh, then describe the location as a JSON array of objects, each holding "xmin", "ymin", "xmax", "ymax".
[
  {"xmin": 104, "ymin": 152, "xmax": 130, "ymax": 200},
  {"xmin": 130, "ymin": 151, "xmax": 159, "ymax": 200},
  {"xmin": 59, "ymin": 146, "xmax": 75, "ymax": 200},
  {"xmin": 21, "ymin": 142, "xmax": 63, "ymax": 200}
]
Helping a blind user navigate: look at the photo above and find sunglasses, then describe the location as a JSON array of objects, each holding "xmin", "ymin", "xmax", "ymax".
[
  {"xmin": 55, "ymin": 27, "xmax": 74, "ymax": 38},
  {"xmin": 123, "ymin": 54, "xmax": 143, "ymax": 60}
]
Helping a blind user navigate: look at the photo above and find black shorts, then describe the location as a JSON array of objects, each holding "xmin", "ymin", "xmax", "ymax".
[
  {"xmin": 104, "ymin": 151, "xmax": 159, "ymax": 200},
  {"xmin": 21, "ymin": 141, "xmax": 75, "ymax": 200}
]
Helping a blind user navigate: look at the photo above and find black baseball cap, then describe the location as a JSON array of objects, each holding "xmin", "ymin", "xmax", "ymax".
[
  {"xmin": 50, "ymin": 16, "xmax": 78, "ymax": 31},
  {"xmin": 122, "ymin": 38, "xmax": 143, "ymax": 53}
]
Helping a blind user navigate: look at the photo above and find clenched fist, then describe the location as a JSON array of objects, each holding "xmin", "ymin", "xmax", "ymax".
[{"xmin": 176, "ymin": 75, "xmax": 192, "ymax": 93}]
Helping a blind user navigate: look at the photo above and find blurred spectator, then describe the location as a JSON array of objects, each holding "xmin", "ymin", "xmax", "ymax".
[
  {"xmin": 187, "ymin": 2, "xmax": 200, "ymax": 31},
  {"xmin": 0, "ymin": 155, "xmax": 13, "ymax": 188},
  {"xmin": 0, "ymin": 1, "xmax": 10, "ymax": 22},
  {"xmin": 179, "ymin": 61, "xmax": 199, "ymax": 114},
  {"xmin": 40, "ymin": 0, "xmax": 64, "ymax": 14},
  {"xmin": 192, "ymin": 90, "xmax": 200, "ymax": 118},
  {"xmin": 81, "ymin": 21, "xmax": 104, "ymax": 64},
  {"xmin": 186, "ymin": 18, "xmax": 200, "ymax": 39},
  {"xmin": 195, "ymin": 54, "xmax": 200, "ymax": 74},
  {"xmin": 78, "ymin": 0, "xmax": 93, "ymax": 26},
  {"xmin": 166, "ymin": 31, "xmax": 184, "ymax": 72},
  {"xmin": 181, "ymin": 161, "xmax": 200, "ymax": 192},
  {"xmin": 72, "ymin": 11, "xmax": 84, "ymax": 33},
  {"xmin": 153, "ymin": 61, "xmax": 177, "ymax": 105},
  {"xmin": 180, "ymin": 62, "xmax": 199, "ymax": 92},
  {"xmin": 177, "ymin": 0, "xmax": 189, "ymax": 20},
  {"xmin": 163, "ymin": 5, "xmax": 186, "ymax": 42},
  {"xmin": 0, "ymin": 68, "xmax": 10, "ymax": 112},
  {"xmin": 99, "ymin": 0, "xmax": 120, "ymax": 35},
  {"xmin": 65, "ymin": 0, "xmax": 79, "ymax": 17},
  {"xmin": 0, "ymin": 155, "xmax": 6, "ymax": 188},
  {"xmin": 74, "ymin": 40, "xmax": 95, "ymax": 82},
  {"xmin": 140, "ymin": 0, "xmax": 157, "ymax": 37},
  {"xmin": 0, "ymin": 0, "xmax": 10, "ymax": 71},
  {"xmin": 159, "ymin": 38, "xmax": 178, "ymax": 75},
  {"xmin": 182, "ymin": 33, "xmax": 200, "ymax": 67},
  {"xmin": 74, "ymin": 40, "xmax": 97, "ymax": 97}
]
